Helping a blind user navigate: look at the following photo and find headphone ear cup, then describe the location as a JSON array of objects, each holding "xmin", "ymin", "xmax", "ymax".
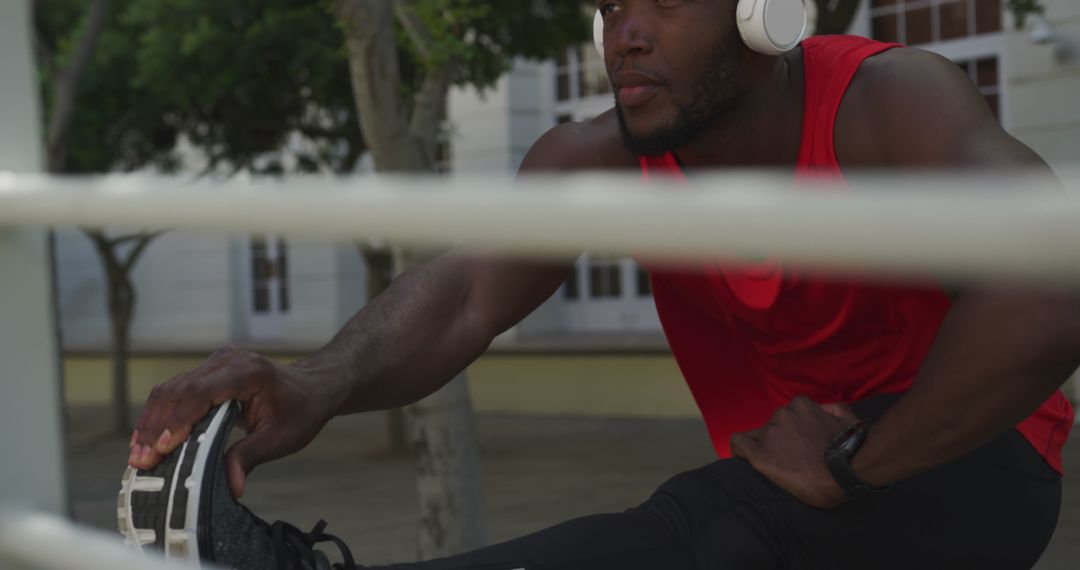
[
  {"xmin": 736, "ymin": 0, "xmax": 807, "ymax": 55},
  {"xmin": 594, "ymin": 10, "xmax": 605, "ymax": 62}
]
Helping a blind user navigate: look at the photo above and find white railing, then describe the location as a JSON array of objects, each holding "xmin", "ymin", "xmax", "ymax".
[
  {"xmin": 0, "ymin": 509, "xmax": 221, "ymax": 570},
  {"xmin": 0, "ymin": 171, "xmax": 1078, "ymax": 283},
  {"xmin": 1, "ymin": 169, "xmax": 1079, "ymax": 566}
]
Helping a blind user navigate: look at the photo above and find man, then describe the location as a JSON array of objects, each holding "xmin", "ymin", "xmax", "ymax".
[{"xmin": 122, "ymin": 1, "xmax": 1079, "ymax": 569}]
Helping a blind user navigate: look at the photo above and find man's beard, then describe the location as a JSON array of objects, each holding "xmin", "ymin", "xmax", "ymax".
[{"xmin": 616, "ymin": 36, "xmax": 746, "ymax": 157}]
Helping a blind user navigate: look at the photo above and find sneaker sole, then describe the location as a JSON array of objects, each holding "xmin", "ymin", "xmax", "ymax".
[{"xmin": 118, "ymin": 401, "xmax": 238, "ymax": 565}]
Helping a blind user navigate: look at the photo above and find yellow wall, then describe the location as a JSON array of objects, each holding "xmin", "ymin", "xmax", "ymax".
[
  {"xmin": 63, "ymin": 352, "xmax": 700, "ymax": 419},
  {"xmin": 468, "ymin": 354, "xmax": 697, "ymax": 418}
]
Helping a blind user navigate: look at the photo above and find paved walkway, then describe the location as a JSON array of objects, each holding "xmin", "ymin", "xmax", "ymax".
[{"xmin": 67, "ymin": 406, "xmax": 1078, "ymax": 568}]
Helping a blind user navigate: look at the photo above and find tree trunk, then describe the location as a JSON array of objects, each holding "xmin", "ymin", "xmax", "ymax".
[
  {"xmin": 406, "ymin": 374, "xmax": 487, "ymax": 558},
  {"xmin": 336, "ymin": 0, "xmax": 487, "ymax": 556},
  {"xmin": 87, "ymin": 230, "xmax": 156, "ymax": 434},
  {"xmin": 93, "ymin": 236, "xmax": 136, "ymax": 433},
  {"xmin": 104, "ymin": 251, "xmax": 135, "ymax": 433},
  {"xmin": 44, "ymin": 0, "xmax": 112, "ymax": 171},
  {"xmin": 109, "ymin": 301, "xmax": 132, "ymax": 433},
  {"xmin": 335, "ymin": 0, "xmax": 428, "ymax": 172}
]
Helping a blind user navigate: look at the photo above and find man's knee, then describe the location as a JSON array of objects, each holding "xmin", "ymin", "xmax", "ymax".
[{"xmin": 633, "ymin": 459, "xmax": 768, "ymax": 543}]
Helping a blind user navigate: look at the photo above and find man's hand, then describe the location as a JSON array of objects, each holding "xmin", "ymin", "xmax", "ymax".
[
  {"xmin": 730, "ymin": 396, "xmax": 860, "ymax": 509},
  {"xmin": 128, "ymin": 346, "xmax": 342, "ymax": 498}
]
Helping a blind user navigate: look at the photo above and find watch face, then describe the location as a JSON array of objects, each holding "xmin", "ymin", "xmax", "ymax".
[{"xmin": 827, "ymin": 423, "xmax": 866, "ymax": 458}]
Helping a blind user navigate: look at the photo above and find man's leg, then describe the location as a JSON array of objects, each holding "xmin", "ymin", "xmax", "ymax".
[
  {"xmin": 121, "ymin": 396, "xmax": 1061, "ymax": 570},
  {"xmin": 371, "ymin": 394, "xmax": 1062, "ymax": 570},
  {"xmin": 370, "ymin": 459, "xmax": 794, "ymax": 570}
]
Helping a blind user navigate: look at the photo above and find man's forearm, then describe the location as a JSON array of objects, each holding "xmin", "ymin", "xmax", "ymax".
[
  {"xmin": 852, "ymin": 287, "xmax": 1080, "ymax": 486},
  {"xmin": 293, "ymin": 255, "xmax": 494, "ymax": 415}
]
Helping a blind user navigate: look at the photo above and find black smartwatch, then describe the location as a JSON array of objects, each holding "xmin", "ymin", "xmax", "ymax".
[{"xmin": 823, "ymin": 422, "xmax": 890, "ymax": 499}]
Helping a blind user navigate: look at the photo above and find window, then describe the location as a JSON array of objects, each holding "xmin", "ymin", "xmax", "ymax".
[
  {"xmin": 559, "ymin": 256, "xmax": 660, "ymax": 332},
  {"xmin": 250, "ymin": 237, "xmax": 289, "ymax": 314},
  {"xmin": 251, "ymin": 238, "xmax": 270, "ymax": 313},
  {"xmin": 554, "ymin": 45, "xmax": 611, "ymax": 103},
  {"xmin": 956, "ymin": 56, "xmax": 1001, "ymax": 120},
  {"xmin": 564, "ymin": 267, "xmax": 580, "ymax": 300},
  {"xmin": 588, "ymin": 257, "xmax": 622, "ymax": 299},
  {"xmin": 565, "ymin": 259, "xmax": 656, "ymax": 302},
  {"xmin": 870, "ymin": 0, "xmax": 1001, "ymax": 46},
  {"xmin": 276, "ymin": 240, "xmax": 289, "ymax": 312},
  {"xmin": 636, "ymin": 267, "xmax": 652, "ymax": 297},
  {"xmin": 562, "ymin": 258, "xmax": 655, "ymax": 301},
  {"xmin": 557, "ymin": 50, "xmax": 572, "ymax": 101}
]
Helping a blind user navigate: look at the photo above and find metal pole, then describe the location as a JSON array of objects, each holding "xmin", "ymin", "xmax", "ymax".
[
  {"xmin": 0, "ymin": 510, "xmax": 216, "ymax": 570},
  {"xmin": 0, "ymin": 0, "xmax": 67, "ymax": 515}
]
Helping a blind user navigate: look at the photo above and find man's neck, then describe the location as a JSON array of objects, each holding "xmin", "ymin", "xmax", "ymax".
[{"xmin": 674, "ymin": 50, "xmax": 804, "ymax": 170}]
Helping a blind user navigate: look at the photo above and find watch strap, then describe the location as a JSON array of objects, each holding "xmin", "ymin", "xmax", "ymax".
[{"xmin": 824, "ymin": 422, "xmax": 889, "ymax": 499}]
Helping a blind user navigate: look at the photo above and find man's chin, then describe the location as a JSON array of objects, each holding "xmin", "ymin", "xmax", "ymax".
[
  {"xmin": 620, "ymin": 134, "xmax": 675, "ymax": 157},
  {"xmin": 618, "ymin": 125, "xmax": 684, "ymax": 158},
  {"xmin": 615, "ymin": 104, "xmax": 691, "ymax": 157}
]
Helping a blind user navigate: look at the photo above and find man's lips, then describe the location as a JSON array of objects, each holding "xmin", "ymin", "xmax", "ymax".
[
  {"xmin": 618, "ymin": 84, "xmax": 661, "ymax": 107},
  {"xmin": 613, "ymin": 71, "xmax": 663, "ymax": 108}
]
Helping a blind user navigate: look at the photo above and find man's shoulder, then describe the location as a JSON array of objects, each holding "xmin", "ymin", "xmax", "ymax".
[
  {"xmin": 851, "ymin": 46, "xmax": 965, "ymax": 94},
  {"xmin": 519, "ymin": 109, "xmax": 639, "ymax": 174},
  {"xmin": 837, "ymin": 46, "xmax": 991, "ymax": 165}
]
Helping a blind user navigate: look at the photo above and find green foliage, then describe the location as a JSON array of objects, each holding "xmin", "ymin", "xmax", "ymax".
[
  {"xmin": 37, "ymin": 0, "xmax": 591, "ymax": 175},
  {"xmin": 405, "ymin": 1, "xmax": 590, "ymax": 90},
  {"xmin": 1006, "ymin": 0, "xmax": 1046, "ymax": 28},
  {"xmin": 123, "ymin": 0, "xmax": 363, "ymax": 174},
  {"xmin": 37, "ymin": 0, "xmax": 363, "ymax": 174}
]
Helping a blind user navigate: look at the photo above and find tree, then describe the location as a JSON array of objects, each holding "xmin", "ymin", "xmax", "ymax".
[
  {"xmin": 34, "ymin": 0, "xmax": 364, "ymax": 433},
  {"xmin": 1006, "ymin": 0, "xmax": 1045, "ymax": 28},
  {"xmin": 332, "ymin": 0, "xmax": 588, "ymax": 557}
]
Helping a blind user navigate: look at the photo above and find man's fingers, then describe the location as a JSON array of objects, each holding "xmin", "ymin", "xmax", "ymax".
[
  {"xmin": 128, "ymin": 444, "xmax": 165, "ymax": 469},
  {"xmin": 820, "ymin": 402, "xmax": 859, "ymax": 422},
  {"xmin": 225, "ymin": 453, "xmax": 248, "ymax": 499},
  {"xmin": 153, "ymin": 396, "xmax": 215, "ymax": 455},
  {"xmin": 223, "ymin": 428, "xmax": 282, "ymax": 499},
  {"xmin": 730, "ymin": 430, "xmax": 763, "ymax": 460},
  {"xmin": 128, "ymin": 351, "xmax": 264, "ymax": 469}
]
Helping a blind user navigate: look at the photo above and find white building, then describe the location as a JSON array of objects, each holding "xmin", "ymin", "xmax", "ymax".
[{"xmin": 57, "ymin": 0, "xmax": 1080, "ymax": 356}]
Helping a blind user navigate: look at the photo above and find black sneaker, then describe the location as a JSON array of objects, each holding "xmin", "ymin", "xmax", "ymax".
[{"xmin": 118, "ymin": 401, "xmax": 359, "ymax": 569}]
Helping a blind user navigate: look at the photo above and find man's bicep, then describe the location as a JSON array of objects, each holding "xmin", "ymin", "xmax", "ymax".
[
  {"xmin": 455, "ymin": 124, "xmax": 586, "ymax": 337},
  {"xmin": 461, "ymin": 255, "xmax": 574, "ymax": 338},
  {"xmin": 469, "ymin": 112, "xmax": 629, "ymax": 336},
  {"xmin": 953, "ymin": 120, "xmax": 1051, "ymax": 172}
]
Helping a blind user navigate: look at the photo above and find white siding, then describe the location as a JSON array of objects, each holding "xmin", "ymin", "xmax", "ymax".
[
  {"xmin": 1003, "ymin": 0, "xmax": 1080, "ymax": 168},
  {"xmin": 56, "ymin": 230, "xmax": 234, "ymax": 352},
  {"xmin": 57, "ymin": 230, "xmax": 368, "ymax": 353}
]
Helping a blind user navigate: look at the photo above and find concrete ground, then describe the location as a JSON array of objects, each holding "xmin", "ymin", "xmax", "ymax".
[{"xmin": 67, "ymin": 405, "xmax": 1078, "ymax": 569}]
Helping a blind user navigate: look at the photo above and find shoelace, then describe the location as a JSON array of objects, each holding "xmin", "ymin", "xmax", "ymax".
[{"xmin": 270, "ymin": 519, "xmax": 359, "ymax": 570}]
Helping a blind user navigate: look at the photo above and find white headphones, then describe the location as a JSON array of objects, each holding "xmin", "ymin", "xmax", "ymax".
[{"xmin": 594, "ymin": 0, "xmax": 807, "ymax": 61}]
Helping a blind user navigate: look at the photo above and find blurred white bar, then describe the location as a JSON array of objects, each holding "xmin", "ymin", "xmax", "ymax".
[
  {"xmin": 0, "ymin": 510, "xmax": 218, "ymax": 570},
  {"xmin": 0, "ymin": 172, "xmax": 1078, "ymax": 283},
  {"xmin": 0, "ymin": 0, "xmax": 67, "ymax": 517}
]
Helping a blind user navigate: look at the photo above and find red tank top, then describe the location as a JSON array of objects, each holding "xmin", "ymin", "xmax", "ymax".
[{"xmin": 640, "ymin": 35, "xmax": 1073, "ymax": 474}]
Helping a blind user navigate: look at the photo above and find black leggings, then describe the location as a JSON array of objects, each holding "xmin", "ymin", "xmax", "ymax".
[{"xmin": 372, "ymin": 394, "xmax": 1062, "ymax": 570}]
